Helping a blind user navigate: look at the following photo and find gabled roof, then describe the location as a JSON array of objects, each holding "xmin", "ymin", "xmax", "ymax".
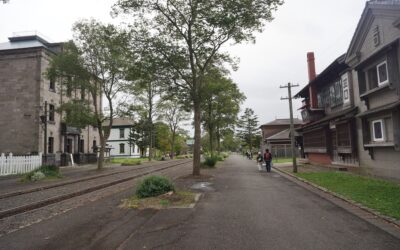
[
  {"xmin": 295, "ymin": 54, "xmax": 347, "ymax": 98},
  {"xmin": 260, "ymin": 118, "xmax": 302, "ymax": 127},
  {"xmin": 345, "ymin": 0, "xmax": 400, "ymax": 64}
]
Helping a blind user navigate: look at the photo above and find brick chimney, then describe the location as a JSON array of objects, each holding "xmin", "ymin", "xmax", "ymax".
[
  {"xmin": 307, "ymin": 52, "xmax": 318, "ymax": 109},
  {"xmin": 307, "ymin": 52, "xmax": 316, "ymax": 81}
]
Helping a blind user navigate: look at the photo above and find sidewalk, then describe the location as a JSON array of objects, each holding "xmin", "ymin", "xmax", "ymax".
[{"xmin": 273, "ymin": 162, "xmax": 400, "ymax": 239}]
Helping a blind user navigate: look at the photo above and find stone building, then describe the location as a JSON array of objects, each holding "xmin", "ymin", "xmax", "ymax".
[
  {"xmin": 345, "ymin": 0, "xmax": 400, "ymax": 179},
  {"xmin": 0, "ymin": 34, "xmax": 99, "ymax": 165}
]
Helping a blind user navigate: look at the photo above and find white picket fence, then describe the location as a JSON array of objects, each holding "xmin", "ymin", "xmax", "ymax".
[{"xmin": 0, "ymin": 153, "xmax": 42, "ymax": 176}]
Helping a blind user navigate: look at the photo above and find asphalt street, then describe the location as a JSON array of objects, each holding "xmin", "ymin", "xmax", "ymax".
[{"xmin": 0, "ymin": 155, "xmax": 399, "ymax": 249}]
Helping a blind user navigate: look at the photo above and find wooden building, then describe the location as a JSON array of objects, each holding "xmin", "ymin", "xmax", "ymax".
[
  {"xmin": 295, "ymin": 53, "xmax": 359, "ymax": 166},
  {"xmin": 345, "ymin": 0, "xmax": 400, "ymax": 179}
]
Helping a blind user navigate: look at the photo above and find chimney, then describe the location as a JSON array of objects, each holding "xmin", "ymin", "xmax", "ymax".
[
  {"xmin": 307, "ymin": 52, "xmax": 316, "ymax": 82},
  {"xmin": 307, "ymin": 52, "xmax": 318, "ymax": 109}
]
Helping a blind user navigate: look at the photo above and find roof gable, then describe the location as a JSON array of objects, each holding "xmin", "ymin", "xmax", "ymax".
[{"xmin": 345, "ymin": 1, "xmax": 400, "ymax": 66}]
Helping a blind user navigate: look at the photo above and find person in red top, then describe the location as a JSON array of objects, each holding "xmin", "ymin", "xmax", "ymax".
[{"xmin": 263, "ymin": 149, "xmax": 272, "ymax": 172}]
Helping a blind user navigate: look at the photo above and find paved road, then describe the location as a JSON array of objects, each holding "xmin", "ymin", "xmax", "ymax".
[{"xmin": 0, "ymin": 155, "xmax": 399, "ymax": 249}]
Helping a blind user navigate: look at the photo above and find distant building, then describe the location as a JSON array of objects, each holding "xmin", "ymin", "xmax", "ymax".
[
  {"xmin": 103, "ymin": 118, "xmax": 142, "ymax": 158},
  {"xmin": 259, "ymin": 118, "xmax": 303, "ymax": 157},
  {"xmin": 0, "ymin": 34, "xmax": 99, "ymax": 165}
]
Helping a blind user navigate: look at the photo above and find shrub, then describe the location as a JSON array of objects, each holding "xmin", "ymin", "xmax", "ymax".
[
  {"xmin": 202, "ymin": 156, "xmax": 217, "ymax": 168},
  {"xmin": 31, "ymin": 171, "xmax": 45, "ymax": 181},
  {"xmin": 21, "ymin": 165, "xmax": 60, "ymax": 182},
  {"xmin": 136, "ymin": 176, "xmax": 175, "ymax": 198}
]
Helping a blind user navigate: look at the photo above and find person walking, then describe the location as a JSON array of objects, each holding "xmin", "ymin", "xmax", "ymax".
[
  {"xmin": 256, "ymin": 152, "xmax": 263, "ymax": 171},
  {"xmin": 263, "ymin": 149, "xmax": 272, "ymax": 173}
]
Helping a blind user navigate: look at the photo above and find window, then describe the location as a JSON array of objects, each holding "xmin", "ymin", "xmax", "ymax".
[
  {"xmin": 119, "ymin": 143, "xmax": 125, "ymax": 154},
  {"xmin": 79, "ymin": 139, "xmax": 84, "ymax": 153},
  {"xmin": 377, "ymin": 61, "xmax": 388, "ymax": 86},
  {"xmin": 304, "ymin": 129, "xmax": 326, "ymax": 148},
  {"xmin": 49, "ymin": 78, "xmax": 55, "ymax": 91},
  {"xmin": 119, "ymin": 128, "xmax": 125, "ymax": 138},
  {"xmin": 48, "ymin": 137, "xmax": 54, "ymax": 154},
  {"xmin": 372, "ymin": 119, "xmax": 385, "ymax": 142},
  {"xmin": 49, "ymin": 104, "xmax": 55, "ymax": 122},
  {"xmin": 92, "ymin": 140, "xmax": 97, "ymax": 153}
]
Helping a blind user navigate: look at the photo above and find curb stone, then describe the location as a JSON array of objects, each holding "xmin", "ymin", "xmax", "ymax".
[{"xmin": 272, "ymin": 166, "xmax": 400, "ymax": 238}]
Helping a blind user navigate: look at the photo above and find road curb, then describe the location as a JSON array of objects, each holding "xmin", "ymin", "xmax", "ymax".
[{"xmin": 273, "ymin": 166, "xmax": 400, "ymax": 237}]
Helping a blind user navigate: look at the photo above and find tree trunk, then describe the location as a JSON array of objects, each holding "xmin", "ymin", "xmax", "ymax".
[
  {"xmin": 209, "ymin": 127, "xmax": 214, "ymax": 157},
  {"xmin": 170, "ymin": 132, "xmax": 176, "ymax": 159},
  {"xmin": 193, "ymin": 100, "xmax": 201, "ymax": 176},
  {"xmin": 216, "ymin": 127, "xmax": 221, "ymax": 154},
  {"xmin": 97, "ymin": 129, "xmax": 105, "ymax": 170}
]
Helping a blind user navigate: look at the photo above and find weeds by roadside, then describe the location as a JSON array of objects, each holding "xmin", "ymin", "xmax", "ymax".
[{"xmin": 20, "ymin": 165, "xmax": 62, "ymax": 182}]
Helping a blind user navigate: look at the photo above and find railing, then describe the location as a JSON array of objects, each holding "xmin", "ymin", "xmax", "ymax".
[{"xmin": 0, "ymin": 153, "xmax": 42, "ymax": 176}]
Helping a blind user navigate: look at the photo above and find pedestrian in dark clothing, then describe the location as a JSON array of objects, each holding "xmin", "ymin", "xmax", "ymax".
[{"xmin": 264, "ymin": 149, "xmax": 272, "ymax": 172}]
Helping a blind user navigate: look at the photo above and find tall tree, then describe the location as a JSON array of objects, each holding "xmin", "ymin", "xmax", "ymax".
[
  {"xmin": 237, "ymin": 108, "xmax": 259, "ymax": 153},
  {"xmin": 113, "ymin": 0, "xmax": 283, "ymax": 175},
  {"xmin": 157, "ymin": 97, "xmax": 190, "ymax": 159},
  {"xmin": 201, "ymin": 70, "xmax": 245, "ymax": 156},
  {"xmin": 47, "ymin": 20, "xmax": 131, "ymax": 169}
]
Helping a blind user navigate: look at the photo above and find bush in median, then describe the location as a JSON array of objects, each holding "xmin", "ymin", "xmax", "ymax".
[{"xmin": 136, "ymin": 176, "xmax": 175, "ymax": 198}]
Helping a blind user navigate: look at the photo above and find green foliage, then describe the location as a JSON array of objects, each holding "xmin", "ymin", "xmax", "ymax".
[
  {"xmin": 111, "ymin": 158, "xmax": 143, "ymax": 165},
  {"xmin": 297, "ymin": 172, "xmax": 400, "ymax": 220},
  {"xmin": 57, "ymin": 100, "xmax": 97, "ymax": 129},
  {"xmin": 201, "ymin": 68, "xmax": 246, "ymax": 155},
  {"xmin": 136, "ymin": 176, "xmax": 175, "ymax": 198},
  {"xmin": 237, "ymin": 108, "xmax": 259, "ymax": 152},
  {"xmin": 21, "ymin": 165, "xmax": 61, "ymax": 182},
  {"xmin": 113, "ymin": 0, "xmax": 283, "ymax": 174},
  {"xmin": 202, "ymin": 156, "xmax": 218, "ymax": 168}
]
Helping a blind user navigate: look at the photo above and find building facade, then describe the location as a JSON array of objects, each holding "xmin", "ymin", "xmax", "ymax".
[
  {"xmin": 0, "ymin": 34, "xmax": 99, "ymax": 165},
  {"xmin": 104, "ymin": 118, "xmax": 142, "ymax": 158},
  {"xmin": 345, "ymin": 0, "xmax": 400, "ymax": 179},
  {"xmin": 295, "ymin": 53, "xmax": 359, "ymax": 166},
  {"xmin": 259, "ymin": 118, "xmax": 303, "ymax": 157}
]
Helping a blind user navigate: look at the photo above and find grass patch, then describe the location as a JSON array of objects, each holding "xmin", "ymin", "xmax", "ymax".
[
  {"xmin": 296, "ymin": 172, "xmax": 400, "ymax": 220},
  {"xmin": 111, "ymin": 158, "xmax": 145, "ymax": 166},
  {"xmin": 122, "ymin": 190, "xmax": 197, "ymax": 209},
  {"xmin": 21, "ymin": 165, "xmax": 62, "ymax": 182},
  {"xmin": 175, "ymin": 154, "xmax": 193, "ymax": 159},
  {"xmin": 274, "ymin": 158, "xmax": 295, "ymax": 163}
]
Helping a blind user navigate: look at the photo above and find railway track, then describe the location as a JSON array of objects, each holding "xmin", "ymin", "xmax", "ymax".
[{"xmin": 0, "ymin": 159, "xmax": 192, "ymax": 220}]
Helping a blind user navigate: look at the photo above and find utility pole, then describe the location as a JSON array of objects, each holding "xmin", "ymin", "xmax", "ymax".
[{"xmin": 280, "ymin": 83, "xmax": 299, "ymax": 173}]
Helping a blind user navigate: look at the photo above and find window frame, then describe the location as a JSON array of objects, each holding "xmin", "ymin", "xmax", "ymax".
[
  {"xmin": 119, "ymin": 143, "xmax": 125, "ymax": 154},
  {"xmin": 48, "ymin": 137, "xmax": 54, "ymax": 154},
  {"xmin": 376, "ymin": 61, "xmax": 389, "ymax": 86},
  {"xmin": 48, "ymin": 104, "xmax": 55, "ymax": 122},
  {"xmin": 372, "ymin": 119, "xmax": 385, "ymax": 142},
  {"xmin": 119, "ymin": 128, "xmax": 125, "ymax": 138}
]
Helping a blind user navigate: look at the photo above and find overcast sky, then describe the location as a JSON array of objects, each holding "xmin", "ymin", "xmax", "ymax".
[{"xmin": 0, "ymin": 0, "xmax": 368, "ymax": 125}]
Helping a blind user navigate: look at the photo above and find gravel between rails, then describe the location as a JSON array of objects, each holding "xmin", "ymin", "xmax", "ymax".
[
  {"xmin": 0, "ymin": 162, "xmax": 193, "ymax": 237},
  {"xmin": 0, "ymin": 159, "xmax": 189, "ymax": 199},
  {"xmin": 0, "ymin": 160, "xmax": 191, "ymax": 219}
]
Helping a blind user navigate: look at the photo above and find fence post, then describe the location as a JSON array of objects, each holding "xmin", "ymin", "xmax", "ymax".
[{"xmin": 0, "ymin": 153, "xmax": 4, "ymax": 175}]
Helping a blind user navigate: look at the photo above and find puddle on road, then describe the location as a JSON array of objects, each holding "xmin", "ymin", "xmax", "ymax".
[{"xmin": 191, "ymin": 182, "xmax": 215, "ymax": 191}]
